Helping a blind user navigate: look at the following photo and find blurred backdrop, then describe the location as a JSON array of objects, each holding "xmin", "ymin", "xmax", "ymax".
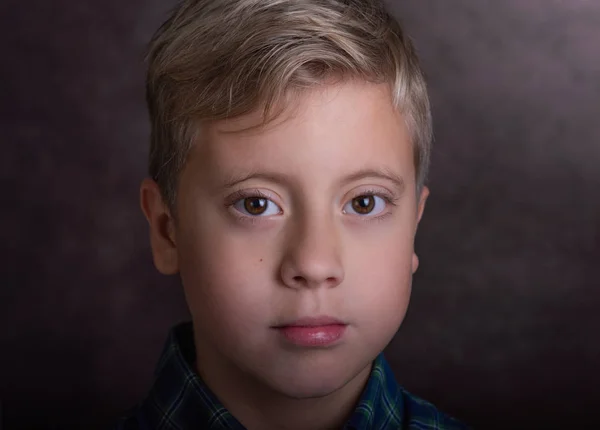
[{"xmin": 1, "ymin": 0, "xmax": 599, "ymax": 429}]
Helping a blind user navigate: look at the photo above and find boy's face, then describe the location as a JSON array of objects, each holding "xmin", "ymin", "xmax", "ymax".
[{"xmin": 142, "ymin": 80, "xmax": 428, "ymax": 400}]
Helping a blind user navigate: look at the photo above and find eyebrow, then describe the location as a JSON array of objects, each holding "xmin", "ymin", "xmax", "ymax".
[
  {"xmin": 222, "ymin": 167, "xmax": 405, "ymax": 191},
  {"xmin": 340, "ymin": 168, "xmax": 405, "ymax": 191}
]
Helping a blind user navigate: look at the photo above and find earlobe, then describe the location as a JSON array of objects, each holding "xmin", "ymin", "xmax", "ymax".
[
  {"xmin": 140, "ymin": 178, "xmax": 180, "ymax": 275},
  {"xmin": 412, "ymin": 253, "xmax": 419, "ymax": 274}
]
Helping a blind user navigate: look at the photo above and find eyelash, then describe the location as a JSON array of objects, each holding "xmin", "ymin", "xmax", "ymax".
[
  {"xmin": 224, "ymin": 189, "xmax": 274, "ymax": 225},
  {"xmin": 225, "ymin": 188, "xmax": 399, "ymax": 224},
  {"xmin": 349, "ymin": 189, "xmax": 399, "ymax": 224}
]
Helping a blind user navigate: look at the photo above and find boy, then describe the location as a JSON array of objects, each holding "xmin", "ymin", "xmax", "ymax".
[{"xmin": 116, "ymin": 0, "xmax": 468, "ymax": 429}]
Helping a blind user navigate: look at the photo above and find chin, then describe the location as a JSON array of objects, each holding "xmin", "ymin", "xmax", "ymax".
[
  {"xmin": 262, "ymin": 360, "xmax": 365, "ymax": 400},
  {"xmin": 276, "ymin": 377, "xmax": 347, "ymax": 400}
]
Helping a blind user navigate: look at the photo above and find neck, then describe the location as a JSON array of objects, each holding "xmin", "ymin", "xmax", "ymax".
[{"xmin": 195, "ymin": 347, "xmax": 372, "ymax": 430}]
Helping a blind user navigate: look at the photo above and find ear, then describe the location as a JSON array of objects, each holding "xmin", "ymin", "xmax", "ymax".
[
  {"xmin": 416, "ymin": 185, "xmax": 429, "ymax": 225},
  {"xmin": 412, "ymin": 185, "xmax": 430, "ymax": 274},
  {"xmin": 140, "ymin": 178, "xmax": 179, "ymax": 275}
]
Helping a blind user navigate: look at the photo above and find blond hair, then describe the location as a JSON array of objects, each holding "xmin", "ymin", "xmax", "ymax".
[{"xmin": 146, "ymin": 0, "xmax": 432, "ymax": 209}]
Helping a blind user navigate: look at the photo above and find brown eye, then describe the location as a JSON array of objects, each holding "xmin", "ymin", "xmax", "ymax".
[
  {"xmin": 351, "ymin": 195, "xmax": 375, "ymax": 214},
  {"xmin": 232, "ymin": 194, "xmax": 282, "ymax": 217},
  {"xmin": 244, "ymin": 197, "xmax": 268, "ymax": 215}
]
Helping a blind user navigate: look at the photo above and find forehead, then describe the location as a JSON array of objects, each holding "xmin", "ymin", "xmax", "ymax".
[{"xmin": 190, "ymin": 81, "xmax": 414, "ymax": 185}]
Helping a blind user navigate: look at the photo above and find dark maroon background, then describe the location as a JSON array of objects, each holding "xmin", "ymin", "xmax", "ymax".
[{"xmin": 2, "ymin": 0, "xmax": 599, "ymax": 429}]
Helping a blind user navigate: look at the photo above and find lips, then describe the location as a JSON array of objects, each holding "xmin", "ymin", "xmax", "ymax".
[
  {"xmin": 277, "ymin": 315, "xmax": 346, "ymax": 327},
  {"xmin": 273, "ymin": 315, "xmax": 347, "ymax": 347}
]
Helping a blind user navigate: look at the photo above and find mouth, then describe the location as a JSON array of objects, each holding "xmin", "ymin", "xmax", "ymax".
[
  {"xmin": 274, "ymin": 315, "xmax": 346, "ymax": 328},
  {"xmin": 272, "ymin": 315, "xmax": 347, "ymax": 347}
]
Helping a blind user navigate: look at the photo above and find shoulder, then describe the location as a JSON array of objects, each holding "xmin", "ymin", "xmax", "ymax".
[{"xmin": 399, "ymin": 387, "xmax": 470, "ymax": 430}]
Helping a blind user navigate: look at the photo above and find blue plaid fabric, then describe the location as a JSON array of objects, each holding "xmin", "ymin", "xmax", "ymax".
[{"xmin": 114, "ymin": 322, "xmax": 468, "ymax": 430}]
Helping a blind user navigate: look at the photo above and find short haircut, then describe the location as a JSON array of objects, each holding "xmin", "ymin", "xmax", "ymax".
[{"xmin": 146, "ymin": 0, "xmax": 432, "ymax": 209}]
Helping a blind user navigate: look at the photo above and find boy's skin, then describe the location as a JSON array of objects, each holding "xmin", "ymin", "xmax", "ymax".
[{"xmin": 141, "ymin": 80, "xmax": 429, "ymax": 430}]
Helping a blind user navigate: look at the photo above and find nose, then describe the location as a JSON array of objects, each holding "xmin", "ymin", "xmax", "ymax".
[{"xmin": 279, "ymin": 211, "xmax": 345, "ymax": 290}]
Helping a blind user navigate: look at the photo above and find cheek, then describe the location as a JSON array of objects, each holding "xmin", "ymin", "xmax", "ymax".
[
  {"xmin": 346, "ymin": 219, "xmax": 415, "ymax": 280},
  {"xmin": 345, "ymin": 228, "xmax": 415, "ymax": 329},
  {"xmin": 352, "ymin": 248, "xmax": 413, "ymax": 310},
  {"xmin": 177, "ymin": 225, "xmax": 274, "ymax": 325}
]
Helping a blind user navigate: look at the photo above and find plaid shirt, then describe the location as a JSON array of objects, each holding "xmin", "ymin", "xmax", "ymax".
[{"xmin": 114, "ymin": 322, "xmax": 468, "ymax": 430}]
